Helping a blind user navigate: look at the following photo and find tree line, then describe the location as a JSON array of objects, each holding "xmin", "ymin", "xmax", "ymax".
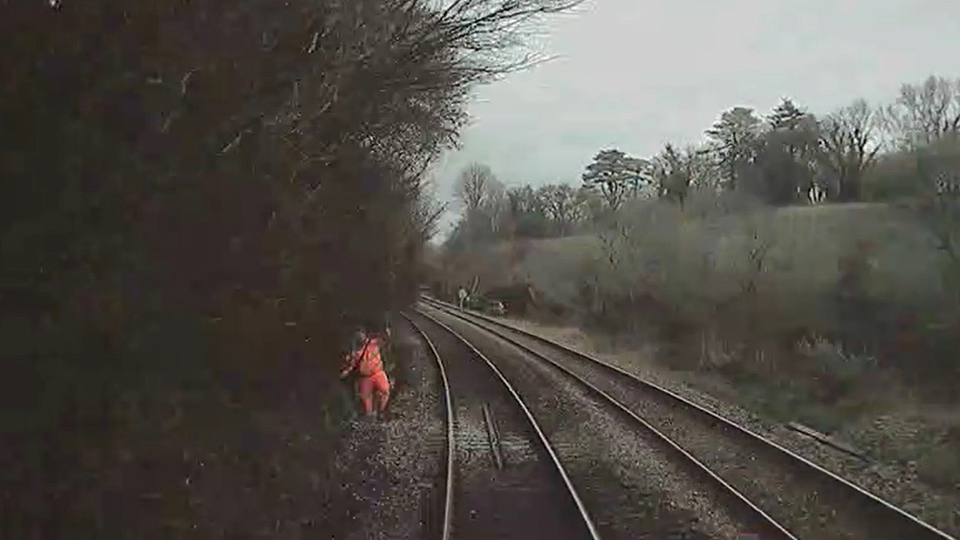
[{"xmin": 446, "ymin": 74, "xmax": 960, "ymax": 250}]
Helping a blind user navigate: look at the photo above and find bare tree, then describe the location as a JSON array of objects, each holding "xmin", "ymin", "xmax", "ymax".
[
  {"xmin": 484, "ymin": 185, "xmax": 508, "ymax": 236},
  {"xmin": 454, "ymin": 163, "xmax": 501, "ymax": 213},
  {"xmin": 539, "ymin": 183, "xmax": 581, "ymax": 235},
  {"xmin": 878, "ymin": 75, "xmax": 960, "ymax": 150},
  {"xmin": 819, "ymin": 99, "xmax": 880, "ymax": 201},
  {"xmin": 684, "ymin": 144, "xmax": 721, "ymax": 191},
  {"xmin": 450, "ymin": 162, "xmax": 505, "ymax": 247},
  {"xmin": 652, "ymin": 143, "xmax": 693, "ymax": 206}
]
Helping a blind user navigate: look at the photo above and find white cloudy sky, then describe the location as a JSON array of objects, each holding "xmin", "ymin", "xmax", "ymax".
[{"xmin": 428, "ymin": 0, "xmax": 960, "ymax": 239}]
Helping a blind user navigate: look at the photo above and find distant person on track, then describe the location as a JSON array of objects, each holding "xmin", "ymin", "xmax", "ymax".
[
  {"xmin": 341, "ymin": 326, "xmax": 391, "ymax": 420},
  {"xmin": 458, "ymin": 287, "xmax": 467, "ymax": 310}
]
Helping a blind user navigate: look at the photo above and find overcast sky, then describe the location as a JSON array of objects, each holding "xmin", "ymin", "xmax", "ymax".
[{"xmin": 429, "ymin": 0, "xmax": 960, "ymax": 239}]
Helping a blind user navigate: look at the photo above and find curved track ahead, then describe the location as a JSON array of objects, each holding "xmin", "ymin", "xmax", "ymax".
[
  {"xmin": 402, "ymin": 311, "xmax": 600, "ymax": 540},
  {"xmin": 421, "ymin": 296, "xmax": 957, "ymax": 540},
  {"xmin": 418, "ymin": 302, "xmax": 794, "ymax": 539}
]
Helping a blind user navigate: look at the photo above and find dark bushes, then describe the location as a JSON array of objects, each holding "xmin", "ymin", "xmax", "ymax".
[{"xmin": 0, "ymin": 0, "xmax": 577, "ymax": 534}]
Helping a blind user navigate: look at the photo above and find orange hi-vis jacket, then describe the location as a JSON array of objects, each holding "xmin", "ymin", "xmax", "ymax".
[{"xmin": 345, "ymin": 337, "xmax": 384, "ymax": 377}]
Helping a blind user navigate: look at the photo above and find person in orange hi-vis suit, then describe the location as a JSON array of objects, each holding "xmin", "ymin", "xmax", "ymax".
[{"xmin": 341, "ymin": 327, "xmax": 391, "ymax": 419}]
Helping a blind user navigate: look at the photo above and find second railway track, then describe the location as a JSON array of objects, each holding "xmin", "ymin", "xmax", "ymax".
[{"xmin": 421, "ymin": 296, "xmax": 957, "ymax": 540}]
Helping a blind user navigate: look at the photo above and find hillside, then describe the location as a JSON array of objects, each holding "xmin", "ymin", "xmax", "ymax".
[{"xmin": 462, "ymin": 203, "xmax": 941, "ymax": 320}]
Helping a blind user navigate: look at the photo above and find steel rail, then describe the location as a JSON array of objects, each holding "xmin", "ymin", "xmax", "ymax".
[
  {"xmin": 400, "ymin": 313, "xmax": 456, "ymax": 540},
  {"xmin": 412, "ymin": 307, "xmax": 603, "ymax": 540}
]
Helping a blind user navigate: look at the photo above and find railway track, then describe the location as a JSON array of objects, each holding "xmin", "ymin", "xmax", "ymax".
[
  {"xmin": 401, "ymin": 311, "xmax": 600, "ymax": 540},
  {"xmin": 417, "ymin": 303, "xmax": 791, "ymax": 539},
  {"xmin": 421, "ymin": 296, "xmax": 958, "ymax": 540}
]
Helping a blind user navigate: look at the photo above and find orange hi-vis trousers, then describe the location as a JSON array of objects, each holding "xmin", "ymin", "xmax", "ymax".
[{"xmin": 356, "ymin": 370, "xmax": 390, "ymax": 414}]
